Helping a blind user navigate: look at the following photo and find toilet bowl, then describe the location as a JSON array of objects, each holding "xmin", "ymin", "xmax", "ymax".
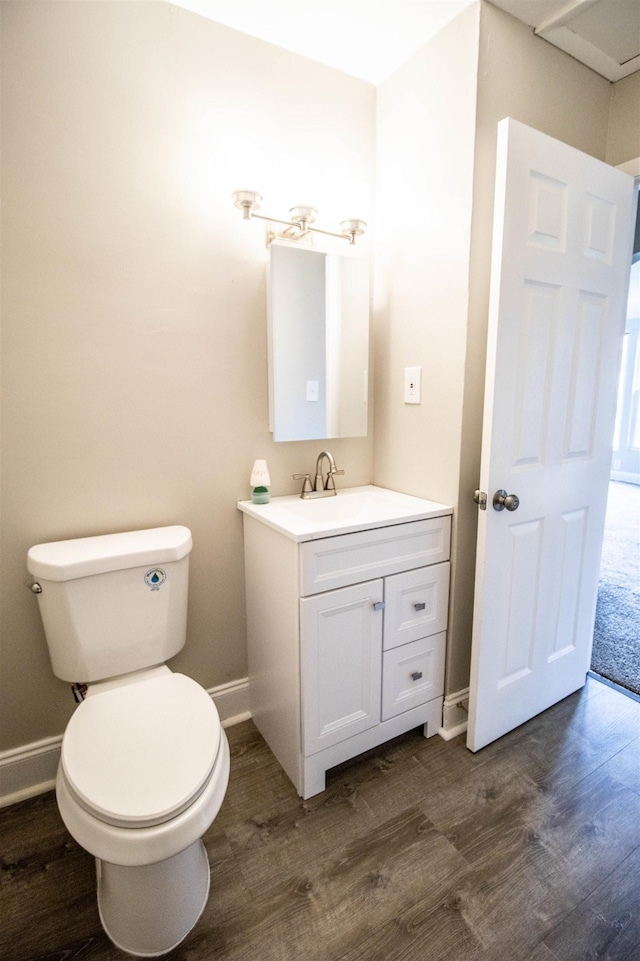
[
  {"xmin": 55, "ymin": 666, "xmax": 230, "ymax": 956},
  {"xmin": 27, "ymin": 526, "xmax": 230, "ymax": 956}
]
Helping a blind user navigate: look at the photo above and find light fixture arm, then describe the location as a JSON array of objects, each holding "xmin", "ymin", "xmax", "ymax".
[{"xmin": 231, "ymin": 190, "xmax": 366, "ymax": 246}]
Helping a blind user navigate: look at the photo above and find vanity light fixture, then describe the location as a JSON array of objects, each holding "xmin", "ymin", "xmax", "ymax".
[{"xmin": 231, "ymin": 189, "xmax": 366, "ymax": 246}]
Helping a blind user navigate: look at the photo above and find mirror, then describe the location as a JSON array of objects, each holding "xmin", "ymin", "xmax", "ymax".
[{"xmin": 267, "ymin": 243, "xmax": 370, "ymax": 442}]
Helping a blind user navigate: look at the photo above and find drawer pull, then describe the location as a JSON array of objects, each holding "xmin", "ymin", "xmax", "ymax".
[
  {"xmin": 414, "ymin": 602, "xmax": 426, "ymax": 611},
  {"xmin": 373, "ymin": 601, "xmax": 385, "ymax": 611},
  {"xmin": 411, "ymin": 671, "xmax": 423, "ymax": 681}
]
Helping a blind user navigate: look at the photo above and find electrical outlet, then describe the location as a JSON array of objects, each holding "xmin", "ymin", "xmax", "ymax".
[{"xmin": 404, "ymin": 367, "xmax": 421, "ymax": 404}]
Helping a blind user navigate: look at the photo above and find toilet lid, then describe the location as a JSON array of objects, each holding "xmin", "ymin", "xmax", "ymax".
[{"xmin": 61, "ymin": 672, "xmax": 221, "ymax": 829}]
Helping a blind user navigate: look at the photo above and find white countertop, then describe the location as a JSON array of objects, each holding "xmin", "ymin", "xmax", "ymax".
[{"xmin": 237, "ymin": 485, "xmax": 452, "ymax": 542}]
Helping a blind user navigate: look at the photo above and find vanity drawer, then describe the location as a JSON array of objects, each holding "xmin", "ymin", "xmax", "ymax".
[
  {"xmin": 381, "ymin": 632, "xmax": 446, "ymax": 721},
  {"xmin": 300, "ymin": 516, "xmax": 451, "ymax": 597},
  {"xmin": 383, "ymin": 562, "xmax": 450, "ymax": 651}
]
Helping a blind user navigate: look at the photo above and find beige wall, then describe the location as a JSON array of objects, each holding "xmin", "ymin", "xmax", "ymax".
[
  {"xmin": 2, "ymin": 0, "xmax": 639, "ymax": 759},
  {"xmin": 460, "ymin": 3, "xmax": 611, "ymax": 690},
  {"xmin": 0, "ymin": 0, "xmax": 375, "ymax": 751},
  {"xmin": 607, "ymin": 71, "xmax": 640, "ymax": 166},
  {"xmin": 375, "ymin": 0, "xmax": 627, "ymax": 697},
  {"xmin": 374, "ymin": 5, "xmax": 481, "ymax": 696},
  {"xmin": 460, "ymin": 2, "xmax": 639, "ymax": 693},
  {"xmin": 456, "ymin": 2, "xmax": 615, "ymax": 692}
]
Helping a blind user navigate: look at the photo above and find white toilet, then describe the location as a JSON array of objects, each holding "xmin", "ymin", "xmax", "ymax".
[{"xmin": 27, "ymin": 525, "xmax": 230, "ymax": 957}]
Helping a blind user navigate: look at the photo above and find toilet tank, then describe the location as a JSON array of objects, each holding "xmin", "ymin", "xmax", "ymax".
[{"xmin": 27, "ymin": 526, "xmax": 193, "ymax": 683}]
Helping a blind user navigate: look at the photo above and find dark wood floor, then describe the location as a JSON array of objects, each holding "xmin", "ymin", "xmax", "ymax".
[{"xmin": 2, "ymin": 675, "xmax": 640, "ymax": 961}]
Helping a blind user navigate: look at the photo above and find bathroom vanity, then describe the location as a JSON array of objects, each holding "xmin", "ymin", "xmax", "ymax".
[{"xmin": 237, "ymin": 486, "xmax": 452, "ymax": 798}]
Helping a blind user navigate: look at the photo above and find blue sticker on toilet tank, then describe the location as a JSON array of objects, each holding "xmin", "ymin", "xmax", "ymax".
[{"xmin": 145, "ymin": 568, "xmax": 166, "ymax": 590}]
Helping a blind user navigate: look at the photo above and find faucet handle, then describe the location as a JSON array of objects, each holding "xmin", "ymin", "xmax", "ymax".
[
  {"xmin": 293, "ymin": 473, "xmax": 313, "ymax": 495},
  {"xmin": 324, "ymin": 468, "xmax": 345, "ymax": 490}
]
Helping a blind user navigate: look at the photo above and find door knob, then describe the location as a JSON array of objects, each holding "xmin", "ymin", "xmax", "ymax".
[{"xmin": 493, "ymin": 489, "xmax": 520, "ymax": 512}]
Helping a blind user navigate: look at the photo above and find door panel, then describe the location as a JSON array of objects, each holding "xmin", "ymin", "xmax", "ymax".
[{"xmin": 468, "ymin": 118, "xmax": 635, "ymax": 752}]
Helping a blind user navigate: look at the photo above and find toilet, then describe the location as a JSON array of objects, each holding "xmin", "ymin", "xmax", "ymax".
[{"xmin": 27, "ymin": 525, "xmax": 230, "ymax": 957}]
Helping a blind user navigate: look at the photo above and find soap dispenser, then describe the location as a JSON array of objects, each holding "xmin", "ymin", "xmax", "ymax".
[{"xmin": 250, "ymin": 460, "xmax": 271, "ymax": 504}]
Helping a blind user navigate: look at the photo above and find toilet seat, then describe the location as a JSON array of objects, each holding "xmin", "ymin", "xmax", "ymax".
[{"xmin": 61, "ymin": 672, "xmax": 221, "ymax": 829}]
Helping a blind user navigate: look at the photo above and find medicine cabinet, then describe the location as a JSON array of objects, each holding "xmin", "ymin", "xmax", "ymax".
[{"xmin": 267, "ymin": 243, "xmax": 370, "ymax": 442}]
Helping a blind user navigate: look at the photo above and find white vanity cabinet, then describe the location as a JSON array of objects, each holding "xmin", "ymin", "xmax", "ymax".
[{"xmin": 238, "ymin": 488, "xmax": 452, "ymax": 799}]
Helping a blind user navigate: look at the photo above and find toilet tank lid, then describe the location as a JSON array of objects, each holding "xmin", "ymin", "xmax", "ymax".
[{"xmin": 27, "ymin": 526, "xmax": 192, "ymax": 581}]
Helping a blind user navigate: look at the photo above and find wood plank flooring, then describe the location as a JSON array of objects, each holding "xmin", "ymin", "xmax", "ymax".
[{"xmin": 1, "ymin": 675, "xmax": 639, "ymax": 961}]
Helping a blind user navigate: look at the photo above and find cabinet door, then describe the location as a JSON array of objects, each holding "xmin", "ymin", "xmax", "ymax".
[{"xmin": 301, "ymin": 580, "xmax": 383, "ymax": 757}]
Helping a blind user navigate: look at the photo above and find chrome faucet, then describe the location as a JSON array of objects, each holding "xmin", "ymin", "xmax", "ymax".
[
  {"xmin": 314, "ymin": 451, "xmax": 343, "ymax": 492},
  {"xmin": 293, "ymin": 450, "xmax": 345, "ymax": 499}
]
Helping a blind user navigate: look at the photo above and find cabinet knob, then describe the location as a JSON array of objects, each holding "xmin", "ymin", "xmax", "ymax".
[
  {"xmin": 411, "ymin": 671, "xmax": 423, "ymax": 681},
  {"xmin": 373, "ymin": 601, "xmax": 385, "ymax": 611},
  {"xmin": 414, "ymin": 602, "xmax": 426, "ymax": 611}
]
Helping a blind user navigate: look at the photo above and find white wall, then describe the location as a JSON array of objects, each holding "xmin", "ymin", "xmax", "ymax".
[{"xmin": 0, "ymin": 0, "xmax": 375, "ymax": 752}]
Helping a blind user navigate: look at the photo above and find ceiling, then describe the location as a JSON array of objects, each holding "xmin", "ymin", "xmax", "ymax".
[
  {"xmin": 168, "ymin": 0, "xmax": 640, "ymax": 84},
  {"xmin": 489, "ymin": 0, "xmax": 640, "ymax": 81},
  {"xmin": 168, "ymin": 1, "xmax": 475, "ymax": 84}
]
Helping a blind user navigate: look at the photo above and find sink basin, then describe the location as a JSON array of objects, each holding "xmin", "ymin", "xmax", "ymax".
[{"xmin": 237, "ymin": 485, "xmax": 451, "ymax": 541}]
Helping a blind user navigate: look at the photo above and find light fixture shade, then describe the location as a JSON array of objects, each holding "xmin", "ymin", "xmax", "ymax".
[
  {"xmin": 232, "ymin": 189, "xmax": 262, "ymax": 211},
  {"xmin": 250, "ymin": 459, "xmax": 270, "ymax": 488},
  {"xmin": 289, "ymin": 205, "xmax": 317, "ymax": 225},
  {"xmin": 340, "ymin": 219, "xmax": 367, "ymax": 236}
]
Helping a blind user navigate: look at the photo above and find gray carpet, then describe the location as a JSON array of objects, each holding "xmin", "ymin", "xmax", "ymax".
[{"xmin": 591, "ymin": 481, "xmax": 640, "ymax": 696}]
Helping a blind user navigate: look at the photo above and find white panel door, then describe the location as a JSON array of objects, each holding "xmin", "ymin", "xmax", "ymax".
[
  {"xmin": 468, "ymin": 118, "xmax": 635, "ymax": 752},
  {"xmin": 301, "ymin": 580, "xmax": 383, "ymax": 756}
]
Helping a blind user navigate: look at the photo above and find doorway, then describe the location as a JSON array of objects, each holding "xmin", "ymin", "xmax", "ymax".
[
  {"xmin": 591, "ymin": 479, "xmax": 640, "ymax": 696},
  {"xmin": 591, "ymin": 192, "xmax": 640, "ymax": 697}
]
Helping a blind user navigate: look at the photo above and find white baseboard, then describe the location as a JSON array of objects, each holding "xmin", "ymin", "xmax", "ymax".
[
  {"xmin": 212, "ymin": 676, "xmax": 251, "ymax": 728},
  {"xmin": 0, "ymin": 676, "xmax": 250, "ymax": 809},
  {"xmin": 438, "ymin": 687, "xmax": 469, "ymax": 741},
  {"xmin": 0, "ymin": 736, "xmax": 61, "ymax": 808},
  {"xmin": 610, "ymin": 470, "xmax": 639, "ymax": 485}
]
